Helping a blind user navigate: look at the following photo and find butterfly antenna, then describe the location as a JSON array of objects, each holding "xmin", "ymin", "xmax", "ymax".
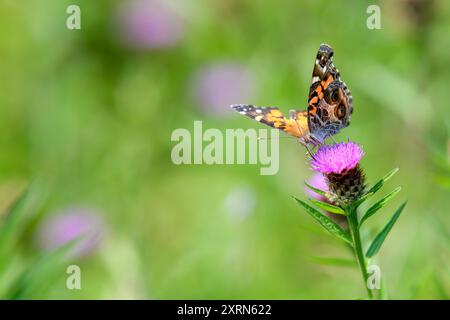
[{"xmin": 257, "ymin": 135, "xmax": 292, "ymax": 141}]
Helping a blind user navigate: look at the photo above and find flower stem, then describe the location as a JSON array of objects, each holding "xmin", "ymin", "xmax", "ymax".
[{"xmin": 347, "ymin": 207, "xmax": 373, "ymax": 300}]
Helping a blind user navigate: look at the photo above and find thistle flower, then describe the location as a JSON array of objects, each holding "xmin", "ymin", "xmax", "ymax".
[
  {"xmin": 192, "ymin": 62, "xmax": 255, "ymax": 117},
  {"xmin": 116, "ymin": 0, "xmax": 184, "ymax": 51},
  {"xmin": 35, "ymin": 207, "xmax": 105, "ymax": 258},
  {"xmin": 311, "ymin": 142, "xmax": 366, "ymax": 205}
]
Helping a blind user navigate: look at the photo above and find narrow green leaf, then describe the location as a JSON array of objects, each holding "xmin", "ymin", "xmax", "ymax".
[
  {"xmin": 293, "ymin": 196, "xmax": 352, "ymax": 245},
  {"xmin": 304, "ymin": 181, "xmax": 327, "ymax": 197},
  {"xmin": 366, "ymin": 202, "xmax": 407, "ymax": 258},
  {"xmin": 309, "ymin": 198, "xmax": 346, "ymax": 215},
  {"xmin": 309, "ymin": 256, "xmax": 355, "ymax": 268},
  {"xmin": 360, "ymin": 187, "xmax": 402, "ymax": 226},
  {"xmin": 353, "ymin": 191, "xmax": 374, "ymax": 209},
  {"xmin": 367, "ymin": 168, "xmax": 399, "ymax": 195}
]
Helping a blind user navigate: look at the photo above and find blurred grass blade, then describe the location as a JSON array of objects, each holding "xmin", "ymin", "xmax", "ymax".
[
  {"xmin": 360, "ymin": 187, "xmax": 402, "ymax": 226},
  {"xmin": 6, "ymin": 238, "xmax": 79, "ymax": 299},
  {"xmin": 309, "ymin": 256, "xmax": 355, "ymax": 268},
  {"xmin": 0, "ymin": 185, "xmax": 31, "ymax": 239},
  {"xmin": 293, "ymin": 196, "xmax": 352, "ymax": 245},
  {"xmin": 0, "ymin": 182, "xmax": 47, "ymax": 242},
  {"xmin": 0, "ymin": 185, "xmax": 33, "ymax": 267},
  {"xmin": 304, "ymin": 181, "xmax": 327, "ymax": 197},
  {"xmin": 309, "ymin": 198, "xmax": 346, "ymax": 215},
  {"xmin": 366, "ymin": 202, "xmax": 407, "ymax": 258},
  {"xmin": 367, "ymin": 168, "xmax": 399, "ymax": 195},
  {"xmin": 0, "ymin": 182, "xmax": 48, "ymax": 275}
]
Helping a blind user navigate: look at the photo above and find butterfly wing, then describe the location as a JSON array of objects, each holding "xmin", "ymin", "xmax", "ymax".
[
  {"xmin": 231, "ymin": 104, "xmax": 309, "ymax": 139},
  {"xmin": 306, "ymin": 44, "xmax": 353, "ymax": 144}
]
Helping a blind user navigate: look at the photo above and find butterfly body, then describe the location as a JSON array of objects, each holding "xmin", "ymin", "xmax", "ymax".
[{"xmin": 231, "ymin": 44, "xmax": 353, "ymax": 147}]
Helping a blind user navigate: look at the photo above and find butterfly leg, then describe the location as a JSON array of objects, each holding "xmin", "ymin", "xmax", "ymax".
[
  {"xmin": 330, "ymin": 135, "xmax": 337, "ymax": 144},
  {"xmin": 304, "ymin": 143, "xmax": 317, "ymax": 161}
]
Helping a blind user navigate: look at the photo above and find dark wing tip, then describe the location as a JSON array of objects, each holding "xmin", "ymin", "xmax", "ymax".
[
  {"xmin": 319, "ymin": 43, "xmax": 333, "ymax": 50},
  {"xmin": 230, "ymin": 104, "xmax": 253, "ymax": 112}
]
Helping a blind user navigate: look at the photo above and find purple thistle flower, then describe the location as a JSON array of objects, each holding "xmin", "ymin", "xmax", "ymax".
[
  {"xmin": 192, "ymin": 62, "xmax": 255, "ymax": 117},
  {"xmin": 35, "ymin": 207, "xmax": 105, "ymax": 258},
  {"xmin": 311, "ymin": 142, "xmax": 365, "ymax": 175},
  {"xmin": 311, "ymin": 142, "xmax": 366, "ymax": 205},
  {"xmin": 116, "ymin": 0, "xmax": 184, "ymax": 51}
]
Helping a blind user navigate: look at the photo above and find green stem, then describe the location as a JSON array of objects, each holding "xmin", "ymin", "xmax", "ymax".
[{"xmin": 347, "ymin": 207, "xmax": 373, "ymax": 300}]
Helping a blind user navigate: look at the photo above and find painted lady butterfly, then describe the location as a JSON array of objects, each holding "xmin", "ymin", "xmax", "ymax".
[{"xmin": 231, "ymin": 44, "xmax": 353, "ymax": 147}]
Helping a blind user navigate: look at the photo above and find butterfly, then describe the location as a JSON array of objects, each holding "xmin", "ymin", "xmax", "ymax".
[{"xmin": 231, "ymin": 44, "xmax": 353, "ymax": 147}]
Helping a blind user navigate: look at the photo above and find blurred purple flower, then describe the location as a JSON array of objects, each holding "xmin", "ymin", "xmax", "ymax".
[
  {"xmin": 192, "ymin": 62, "xmax": 255, "ymax": 116},
  {"xmin": 311, "ymin": 142, "xmax": 365, "ymax": 174},
  {"xmin": 116, "ymin": 0, "xmax": 184, "ymax": 50},
  {"xmin": 35, "ymin": 207, "xmax": 105, "ymax": 258},
  {"xmin": 304, "ymin": 173, "xmax": 328, "ymax": 201}
]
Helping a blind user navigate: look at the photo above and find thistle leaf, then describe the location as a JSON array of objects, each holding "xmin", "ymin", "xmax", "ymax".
[
  {"xmin": 366, "ymin": 202, "xmax": 407, "ymax": 258},
  {"xmin": 304, "ymin": 181, "xmax": 327, "ymax": 197},
  {"xmin": 293, "ymin": 196, "xmax": 352, "ymax": 245},
  {"xmin": 360, "ymin": 187, "xmax": 402, "ymax": 226},
  {"xmin": 367, "ymin": 167, "xmax": 399, "ymax": 195},
  {"xmin": 353, "ymin": 191, "xmax": 374, "ymax": 209},
  {"xmin": 309, "ymin": 198, "xmax": 346, "ymax": 215}
]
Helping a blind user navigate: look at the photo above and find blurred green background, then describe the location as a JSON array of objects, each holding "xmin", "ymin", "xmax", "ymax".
[{"xmin": 0, "ymin": 0, "xmax": 449, "ymax": 299}]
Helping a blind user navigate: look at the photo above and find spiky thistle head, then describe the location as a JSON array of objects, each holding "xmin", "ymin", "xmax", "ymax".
[{"xmin": 311, "ymin": 141, "xmax": 366, "ymax": 206}]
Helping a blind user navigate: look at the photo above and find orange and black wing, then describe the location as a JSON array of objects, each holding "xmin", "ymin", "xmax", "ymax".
[
  {"xmin": 304, "ymin": 44, "xmax": 353, "ymax": 145},
  {"xmin": 231, "ymin": 104, "xmax": 309, "ymax": 139}
]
